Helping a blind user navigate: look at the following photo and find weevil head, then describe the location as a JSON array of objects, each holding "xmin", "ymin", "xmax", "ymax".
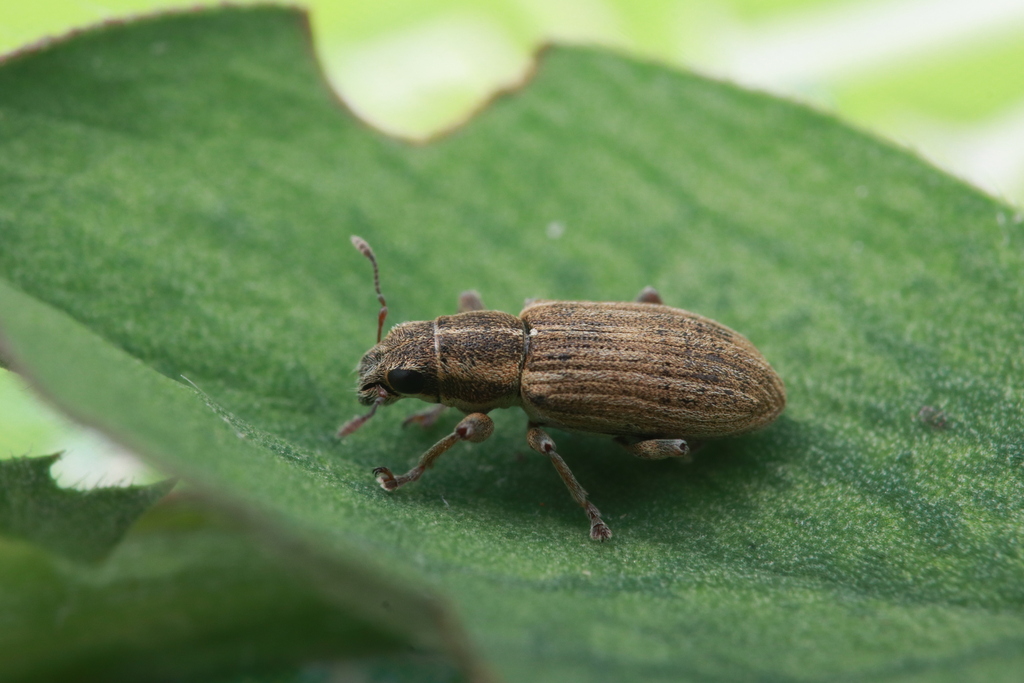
[
  {"xmin": 340, "ymin": 235, "xmax": 442, "ymax": 438},
  {"xmin": 355, "ymin": 320, "xmax": 440, "ymax": 406}
]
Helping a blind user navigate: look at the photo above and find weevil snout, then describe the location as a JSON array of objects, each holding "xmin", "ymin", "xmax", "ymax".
[
  {"xmin": 355, "ymin": 321, "xmax": 439, "ymax": 400},
  {"xmin": 355, "ymin": 346, "xmax": 389, "ymax": 406},
  {"xmin": 356, "ymin": 382, "xmax": 394, "ymax": 406}
]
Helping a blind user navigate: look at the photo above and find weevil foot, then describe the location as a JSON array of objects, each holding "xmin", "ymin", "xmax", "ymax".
[
  {"xmin": 373, "ymin": 466, "xmax": 399, "ymax": 490},
  {"xmin": 586, "ymin": 503, "xmax": 613, "ymax": 541},
  {"xmin": 373, "ymin": 465, "xmax": 425, "ymax": 490},
  {"xmin": 402, "ymin": 404, "xmax": 448, "ymax": 429}
]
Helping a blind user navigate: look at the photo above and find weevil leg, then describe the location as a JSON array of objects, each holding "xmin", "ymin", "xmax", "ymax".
[
  {"xmin": 635, "ymin": 286, "xmax": 663, "ymax": 304},
  {"xmin": 615, "ymin": 436, "xmax": 692, "ymax": 463},
  {"xmin": 402, "ymin": 404, "xmax": 448, "ymax": 429},
  {"xmin": 458, "ymin": 290, "xmax": 486, "ymax": 312},
  {"xmin": 374, "ymin": 412, "xmax": 493, "ymax": 491},
  {"xmin": 526, "ymin": 424, "xmax": 612, "ymax": 541}
]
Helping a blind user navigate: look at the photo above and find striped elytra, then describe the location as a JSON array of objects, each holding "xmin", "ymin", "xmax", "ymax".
[{"xmin": 518, "ymin": 301, "xmax": 785, "ymax": 438}]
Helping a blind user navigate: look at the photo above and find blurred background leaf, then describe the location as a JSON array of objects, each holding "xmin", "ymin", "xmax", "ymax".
[
  {"xmin": 1, "ymin": 0, "xmax": 1023, "ymax": 194},
  {"xmin": 0, "ymin": 454, "xmax": 173, "ymax": 561},
  {"xmin": 0, "ymin": 494, "xmax": 442, "ymax": 683}
]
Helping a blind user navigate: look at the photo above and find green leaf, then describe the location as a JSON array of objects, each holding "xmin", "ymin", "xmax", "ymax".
[
  {"xmin": 1, "ymin": 6, "xmax": 1023, "ymax": 682},
  {"xmin": 0, "ymin": 496, "xmax": 430, "ymax": 682},
  {"xmin": 0, "ymin": 453, "xmax": 173, "ymax": 561}
]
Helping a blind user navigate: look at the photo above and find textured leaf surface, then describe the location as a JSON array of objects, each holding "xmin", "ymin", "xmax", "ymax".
[{"xmin": 1, "ymin": 7, "xmax": 1023, "ymax": 682}]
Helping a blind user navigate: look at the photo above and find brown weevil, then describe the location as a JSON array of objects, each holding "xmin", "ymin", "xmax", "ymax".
[{"xmin": 340, "ymin": 236, "xmax": 786, "ymax": 541}]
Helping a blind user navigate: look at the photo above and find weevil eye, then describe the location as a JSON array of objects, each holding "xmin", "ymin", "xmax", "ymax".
[{"xmin": 386, "ymin": 368, "xmax": 426, "ymax": 395}]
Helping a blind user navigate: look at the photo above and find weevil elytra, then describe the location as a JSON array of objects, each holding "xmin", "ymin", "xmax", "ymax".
[{"xmin": 340, "ymin": 236, "xmax": 786, "ymax": 541}]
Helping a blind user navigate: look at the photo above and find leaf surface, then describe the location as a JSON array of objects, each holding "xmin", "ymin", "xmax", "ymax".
[
  {"xmin": 1, "ymin": 7, "xmax": 1023, "ymax": 681},
  {"xmin": 0, "ymin": 497, "xmax": 421, "ymax": 682},
  {"xmin": 0, "ymin": 454, "xmax": 172, "ymax": 561}
]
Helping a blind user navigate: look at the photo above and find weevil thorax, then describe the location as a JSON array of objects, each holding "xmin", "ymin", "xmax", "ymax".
[{"xmin": 433, "ymin": 310, "xmax": 526, "ymax": 412}]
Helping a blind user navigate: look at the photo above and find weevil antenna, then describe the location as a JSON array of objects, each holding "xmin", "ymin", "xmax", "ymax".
[
  {"xmin": 350, "ymin": 235, "xmax": 388, "ymax": 343},
  {"xmin": 337, "ymin": 386, "xmax": 388, "ymax": 437}
]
